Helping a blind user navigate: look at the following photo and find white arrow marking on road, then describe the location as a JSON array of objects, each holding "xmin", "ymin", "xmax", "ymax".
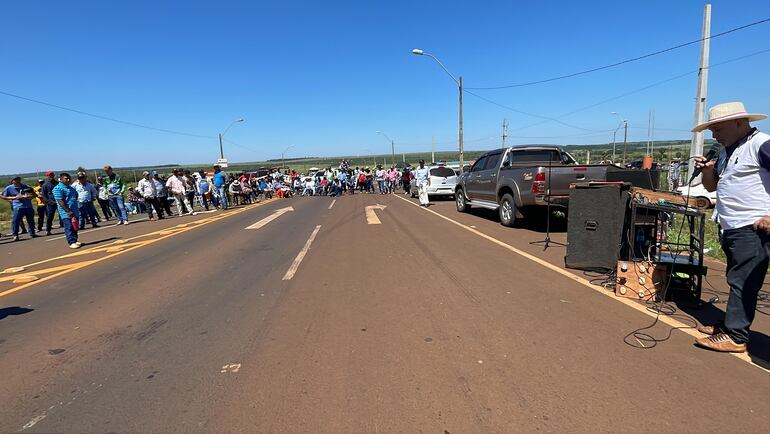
[
  {"xmin": 328, "ymin": 199, "xmax": 336, "ymax": 210},
  {"xmin": 245, "ymin": 206, "xmax": 294, "ymax": 230},
  {"xmin": 365, "ymin": 204, "xmax": 387, "ymax": 225}
]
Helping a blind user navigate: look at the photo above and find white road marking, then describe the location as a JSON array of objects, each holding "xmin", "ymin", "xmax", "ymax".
[
  {"xmin": 393, "ymin": 194, "xmax": 770, "ymax": 374},
  {"xmin": 245, "ymin": 206, "xmax": 294, "ymax": 230},
  {"xmin": 328, "ymin": 199, "xmax": 336, "ymax": 210},
  {"xmin": 21, "ymin": 414, "xmax": 46, "ymax": 431},
  {"xmin": 282, "ymin": 225, "xmax": 322, "ymax": 281},
  {"xmin": 365, "ymin": 204, "xmax": 387, "ymax": 224},
  {"xmin": 220, "ymin": 363, "xmax": 241, "ymax": 373}
]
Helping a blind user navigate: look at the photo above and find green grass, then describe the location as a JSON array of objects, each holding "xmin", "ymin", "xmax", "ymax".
[{"xmin": 666, "ymin": 208, "xmax": 724, "ymax": 263}]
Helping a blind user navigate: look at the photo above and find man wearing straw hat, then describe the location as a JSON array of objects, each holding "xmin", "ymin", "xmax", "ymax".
[{"xmin": 692, "ymin": 102, "xmax": 769, "ymax": 353}]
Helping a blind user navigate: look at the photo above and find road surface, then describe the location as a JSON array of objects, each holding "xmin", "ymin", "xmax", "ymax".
[{"xmin": 1, "ymin": 193, "xmax": 769, "ymax": 432}]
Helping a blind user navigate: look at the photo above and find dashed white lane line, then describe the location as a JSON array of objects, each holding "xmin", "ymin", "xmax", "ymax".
[
  {"xmin": 328, "ymin": 199, "xmax": 336, "ymax": 210},
  {"xmin": 392, "ymin": 194, "xmax": 770, "ymax": 374},
  {"xmin": 282, "ymin": 225, "xmax": 322, "ymax": 281}
]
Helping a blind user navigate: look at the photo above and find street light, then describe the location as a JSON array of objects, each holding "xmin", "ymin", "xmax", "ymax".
[
  {"xmin": 412, "ymin": 48, "xmax": 464, "ymax": 166},
  {"xmin": 218, "ymin": 118, "xmax": 244, "ymax": 167},
  {"xmin": 281, "ymin": 144, "xmax": 295, "ymax": 171},
  {"xmin": 611, "ymin": 112, "xmax": 628, "ymax": 165},
  {"xmin": 376, "ymin": 131, "xmax": 395, "ymax": 166}
]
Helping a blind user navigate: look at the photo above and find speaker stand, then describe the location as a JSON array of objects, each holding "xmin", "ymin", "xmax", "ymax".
[{"xmin": 530, "ymin": 153, "xmax": 567, "ymax": 251}]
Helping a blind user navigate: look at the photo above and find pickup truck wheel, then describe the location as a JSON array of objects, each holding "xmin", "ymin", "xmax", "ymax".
[
  {"xmin": 499, "ymin": 193, "xmax": 516, "ymax": 227},
  {"xmin": 456, "ymin": 189, "xmax": 470, "ymax": 212}
]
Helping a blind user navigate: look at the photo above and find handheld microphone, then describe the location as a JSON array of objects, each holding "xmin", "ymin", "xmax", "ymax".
[{"xmin": 689, "ymin": 144, "xmax": 720, "ymax": 184}]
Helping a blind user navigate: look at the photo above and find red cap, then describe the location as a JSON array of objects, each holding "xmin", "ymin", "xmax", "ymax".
[{"xmin": 45, "ymin": 170, "xmax": 55, "ymax": 176}]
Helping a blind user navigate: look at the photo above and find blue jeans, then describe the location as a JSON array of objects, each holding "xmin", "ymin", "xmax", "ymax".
[
  {"xmin": 79, "ymin": 201, "xmax": 99, "ymax": 227},
  {"xmin": 12, "ymin": 207, "xmax": 36, "ymax": 237},
  {"xmin": 721, "ymin": 225, "xmax": 770, "ymax": 344},
  {"xmin": 377, "ymin": 180, "xmax": 386, "ymax": 193},
  {"xmin": 61, "ymin": 214, "xmax": 78, "ymax": 245},
  {"xmin": 109, "ymin": 196, "xmax": 128, "ymax": 222},
  {"xmin": 217, "ymin": 186, "xmax": 228, "ymax": 209}
]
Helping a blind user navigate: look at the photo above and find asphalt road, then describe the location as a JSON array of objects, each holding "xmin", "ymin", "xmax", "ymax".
[{"xmin": 1, "ymin": 193, "xmax": 769, "ymax": 433}]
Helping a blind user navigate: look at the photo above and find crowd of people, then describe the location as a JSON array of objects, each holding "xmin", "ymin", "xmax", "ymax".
[{"xmin": 2, "ymin": 160, "xmax": 434, "ymax": 249}]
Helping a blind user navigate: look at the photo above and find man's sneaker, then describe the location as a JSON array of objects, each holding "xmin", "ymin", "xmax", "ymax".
[
  {"xmin": 694, "ymin": 333, "xmax": 747, "ymax": 353},
  {"xmin": 69, "ymin": 243, "xmax": 81, "ymax": 249},
  {"xmin": 123, "ymin": 221, "xmax": 129, "ymax": 225},
  {"xmin": 12, "ymin": 235, "xmax": 20, "ymax": 241},
  {"xmin": 697, "ymin": 322, "xmax": 725, "ymax": 336},
  {"xmin": 46, "ymin": 231, "xmax": 52, "ymax": 236}
]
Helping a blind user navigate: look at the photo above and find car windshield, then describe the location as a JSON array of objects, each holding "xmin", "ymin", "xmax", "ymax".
[{"xmin": 430, "ymin": 167, "xmax": 456, "ymax": 178}]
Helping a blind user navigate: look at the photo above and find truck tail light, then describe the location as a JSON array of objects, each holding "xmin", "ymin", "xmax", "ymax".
[{"xmin": 532, "ymin": 172, "xmax": 546, "ymax": 194}]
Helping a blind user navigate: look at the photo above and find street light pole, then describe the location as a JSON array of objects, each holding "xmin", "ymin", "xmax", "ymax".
[
  {"xmin": 376, "ymin": 131, "xmax": 395, "ymax": 166},
  {"xmin": 412, "ymin": 48, "xmax": 464, "ymax": 166},
  {"xmin": 281, "ymin": 145, "xmax": 295, "ymax": 171},
  {"xmin": 218, "ymin": 118, "xmax": 244, "ymax": 166},
  {"xmin": 611, "ymin": 112, "xmax": 627, "ymax": 165}
]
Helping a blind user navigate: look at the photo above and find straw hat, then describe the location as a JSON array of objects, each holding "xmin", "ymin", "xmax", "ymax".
[{"xmin": 692, "ymin": 101, "xmax": 767, "ymax": 132}]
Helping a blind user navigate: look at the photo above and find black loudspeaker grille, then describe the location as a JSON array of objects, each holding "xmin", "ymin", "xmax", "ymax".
[{"xmin": 565, "ymin": 185, "xmax": 628, "ymax": 271}]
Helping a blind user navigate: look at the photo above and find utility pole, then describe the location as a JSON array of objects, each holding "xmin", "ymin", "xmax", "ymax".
[
  {"xmin": 622, "ymin": 120, "xmax": 628, "ymax": 164},
  {"xmin": 688, "ymin": 3, "xmax": 712, "ymax": 179},
  {"xmin": 219, "ymin": 133, "xmax": 225, "ymax": 160},
  {"xmin": 458, "ymin": 76, "xmax": 464, "ymax": 166},
  {"xmin": 501, "ymin": 118, "xmax": 508, "ymax": 149},
  {"xmin": 431, "ymin": 136, "xmax": 435, "ymax": 164},
  {"xmin": 391, "ymin": 139, "xmax": 395, "ymax": 167}
]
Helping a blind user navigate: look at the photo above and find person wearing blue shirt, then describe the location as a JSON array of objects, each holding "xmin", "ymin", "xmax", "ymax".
[
  {"xmin": 52, "ymin": 173, "xmax": 81, "ymax": 249},
  {"xmin": 1, "ymin": 176, "xmax": 38, "ymax": 241},
  {"xmin": 213, "ymin": 165, "xmax": 228, "ymax": 210}
]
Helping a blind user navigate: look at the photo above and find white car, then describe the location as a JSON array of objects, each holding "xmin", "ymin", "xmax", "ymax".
[
  {"xmin": 411, "ymin": 166, "xmax": 458, "ymax": 199},
  {"xmin": 677, "ymin": 183, "xmax": 716, "ymax": 208}
]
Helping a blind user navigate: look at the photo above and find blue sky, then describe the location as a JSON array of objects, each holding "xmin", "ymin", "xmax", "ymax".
[{"xmin": 2, "ymin": 0, "xmax": 769, "ymax": 174}]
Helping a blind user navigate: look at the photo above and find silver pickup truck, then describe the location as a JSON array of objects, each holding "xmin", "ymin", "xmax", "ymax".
[{"xmin": 455, "ymin": 145, "xmax": 615, "ymax": 226}]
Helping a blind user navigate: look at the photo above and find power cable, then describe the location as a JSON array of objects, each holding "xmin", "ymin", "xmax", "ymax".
[
  {"xmin": 466, "ymin": 17, "xmax": 770, "ymax": 90},
  {"xmin": 0, "ymin": 90, "xmax": 215, "ymax": 139},
  {"xmin": 506, "ymin": 47, "xmax": 770, "ymax": 133}
]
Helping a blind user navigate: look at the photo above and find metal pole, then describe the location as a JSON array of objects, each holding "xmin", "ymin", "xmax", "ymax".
[
  {"xmin": 688, "ymin": 3, "xmax": 712, "ymax": 179},
  {"xmin": 219, "ymin": 133, "xmax": 224, "ymax": 160},
  {"xmin": 391, "ymin": 140, "xmax": 395, "ymax": 166},
  {"xmin": 612, "ymin": 130, "xmax": 617, "ymax": 163},
  {"xmin": 623, "ymin": 120, "xmax": 628, "ymax": 164},
  {"xmin": 431, "ymin": 136, "xmax": 435, "ymax": 164},
  {"xmin": 459, "ymin": 76, "xmax": 464, "ymax": 166}
]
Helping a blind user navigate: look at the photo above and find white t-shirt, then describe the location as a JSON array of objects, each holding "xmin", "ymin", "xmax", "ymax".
[{"xmin": 715, "ymin": 130, "xmax": 770, "ymax": 230}]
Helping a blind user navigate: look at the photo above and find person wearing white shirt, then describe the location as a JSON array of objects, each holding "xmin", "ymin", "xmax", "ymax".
[
  {"xmin": 692, "ymin": 102, "xmax": 770, "ymax": 353},
  {"xmin": 413, "ymin": 159, "xmax": 431, "ymax": 206},
  {"xmin": 138, "ymin": 171, "xmax": 164, "ymax": 220},
  {"xmin": 165, "ymin": 169, "xmax": 193, "ymax": 216}
]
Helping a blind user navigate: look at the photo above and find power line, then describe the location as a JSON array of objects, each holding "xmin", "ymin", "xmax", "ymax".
[
  {"xmin": 466, "ymin": 17, "xmax": 770, "ymax": 90},
  {"xmin": 507, "ymin": 47, "xmax": 770, "ymax": 133},
  {"xmin": 0, "ymin": 90, "xmax": 215, "ymax": 139}
]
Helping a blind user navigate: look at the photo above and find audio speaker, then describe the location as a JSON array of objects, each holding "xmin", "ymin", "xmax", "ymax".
[{"xmin": 565, "ymin": 184, "xmax": 629, "ymax": 271}]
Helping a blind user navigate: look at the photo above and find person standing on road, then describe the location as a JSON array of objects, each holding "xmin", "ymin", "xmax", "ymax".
[
  {"xmin": 138, "ymin": 171, "xmax": 164, "ymax": 220},
  {"xmin": 95, "ymin": 176, "xmax": 113, "ymax": 222},
  {"xmin": 103, "ymin": 165, "xmax": 129, "ymax": 225},
  {"xmin": 151, "ymin": 171, "xmax": 173, "ymax": 216},
  {"xmin": 213, "ymin": 165, "xmax": 228, "ymax": 210},
  {"xmin": 52, "ymin": 173, "xmax": 81, "ymax": 249},
  {"xmin": 166, "ymin": 169, "xmax": 193, "ymax": 216},
  {"xmin": 40, "ymin": 170, "xmax": 61, "ymax": 235},
  {"xmin": 182, "ymin": 170, "xmax": 196, "ymax": 214},
  {"xmin": 414, "ymin": 159, "xmax": 431, "ymax": 207},
  {"xmin": 1, "ymin": 176, "xmax": 38, "ymax": 241},
  {"xmin": 401, "ymin": 168, "xmax": 412, "ymax": 195},
  {"xmin": 73, "ymin": 172, "xmax": 100, "ymax": 229},
  {"xmin": 375, "ymin": 165, "xmax": 386, "ymax": 194},
  {"xmin": 692, "ymin": 102, "xmax": 770, "ymax": 353},
  {"xmin": 33, "ymin": 179, "xmax": 47, "ymax": 232},
  {"xmin": 196, "ymin": 170, "xmax": 212, "ymax": 211}
]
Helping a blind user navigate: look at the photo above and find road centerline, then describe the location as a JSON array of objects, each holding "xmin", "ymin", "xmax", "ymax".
[{"xmin": 282, "ymin": 225, "xmax": 322, "ymax": 281}]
